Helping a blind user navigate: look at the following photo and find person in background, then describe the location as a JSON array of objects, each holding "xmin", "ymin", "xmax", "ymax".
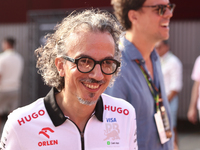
[
  {"xmin": 0, "ymin": 37, "xmax": 24, "ymax": 133},
  {"xmin": 188, "ymin": 56, "xmax": 200, "ymax": 124},
  {"xmin": 0, "ymin": 10, "xmax": 138, "ymax": 150},
  {"xmin": 156, "ymin": 40, "xmax": 183, "ymax": 150},
  {"xmin": 105, "ymin": 0, "xmax": 175, "ymax": 149}
]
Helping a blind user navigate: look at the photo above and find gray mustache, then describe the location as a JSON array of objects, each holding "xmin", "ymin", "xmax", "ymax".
[{"xmin": 79, "ymin": 78, "xmax": 105, "ymax": 84}]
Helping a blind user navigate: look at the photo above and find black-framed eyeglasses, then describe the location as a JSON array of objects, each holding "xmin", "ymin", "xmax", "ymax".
[
  {"xmin": 61, "ymin": 56, "xmax": 120, "ymax": 75},
  {"xmin": 142, "ymin": 3, "xmax": 176, "ymax": 16}
]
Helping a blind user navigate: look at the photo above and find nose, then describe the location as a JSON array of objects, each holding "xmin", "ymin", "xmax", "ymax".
[
  {"xmin": 88, "ymin": 64, "xmax": 104, "ymax": 81},
  {"xmin": 163, "ymin": 7, "xmax": 173, "ymax": 18}
]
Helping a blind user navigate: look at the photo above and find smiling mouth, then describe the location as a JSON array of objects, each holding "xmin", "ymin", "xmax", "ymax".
[
  {"xmin": 83, "ymin": 83, "xmax": 100, "ymax": 89},
  {"xmin": 161, "ymin": 22, "xmax": 169, "ymax": 28}
]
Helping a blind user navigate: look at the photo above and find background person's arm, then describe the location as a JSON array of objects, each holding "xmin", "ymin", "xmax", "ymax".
[
  {"xmin": 168, "ymin": 90, "xmax": 178, "ymax": 102},
  {"xmin": 187, "ymin": 81, "xmax": 199, "ymax": 124}
]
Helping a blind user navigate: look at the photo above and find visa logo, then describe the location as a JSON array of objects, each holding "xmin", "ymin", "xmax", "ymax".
[{"xmin": 106, "ymin": 118, "xmax": 117, "ymax": 122}]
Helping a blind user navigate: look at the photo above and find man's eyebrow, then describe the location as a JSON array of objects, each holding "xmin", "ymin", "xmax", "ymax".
[
  {"xmin": 103, "ymin": 56, "xmax": 115, "ymax": 59},
  {"xmin": 75, "ymin": 54, "xmax": 89, "ymax": 58}
]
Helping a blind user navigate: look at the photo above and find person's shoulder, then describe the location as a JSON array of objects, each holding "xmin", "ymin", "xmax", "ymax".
[
  {"xmin": 0, "ymin": 51, "xmax": 5, "ymax": 56},
  {"xmin": 13, "ymin": 51, "xmax": 24, "ymax": 61},
  {"xmin": 197, "ymin": 55, "xmax": 200, "ymax": 59},
  {"xmin": 195, "ymin": 55, "xmax": 200, "ymax": 64},
  {"xmin": 7, "ymin": 98, "xmax": 45, "ymax": 125},
  {"xmin": 9, "ymin": 98, "xmax": 44, "ymax": 117},
  {"xmin": 0, "ymin": 51, "xmax": 7, "ymax": 60},
  {"xmin": 167, "ymin": 52, "xmax": 182, "ymax": 65}
]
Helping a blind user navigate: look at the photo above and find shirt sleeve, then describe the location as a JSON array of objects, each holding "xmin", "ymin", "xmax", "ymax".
[
  {"xmin": 191, "ymin": 56, "xmax": 200, "ymax": 82},
  {"xmin": 0, "ymin": 116, "xmax": 21, "ymax": 150},
  {"xmin": 168, "ymin": 58, "xmax": 183, "ymax": 92},
  {"xmin": 0, "ymin": 57, "xmax": 3, "ymax": 74}
]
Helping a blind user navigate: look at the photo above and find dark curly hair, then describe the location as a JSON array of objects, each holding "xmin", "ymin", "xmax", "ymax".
[
  {"xmin": 111, "ymin": 0, "xmax": 146, "ymax": 30},
  {"xmin": 35, "ymin": 9, "xmax": 122, "ymax": 91}
]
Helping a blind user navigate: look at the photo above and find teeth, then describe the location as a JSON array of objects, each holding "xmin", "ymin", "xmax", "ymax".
[
  {"xmin": 161, "ymin": 23, "xmax": 169, "ymax": 27},
  {"xmin": 84, "ymin": 84, "xmax": 99, "ymax": 89}
]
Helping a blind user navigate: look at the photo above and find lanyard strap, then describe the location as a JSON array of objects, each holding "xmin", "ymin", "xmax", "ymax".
[{"xmin": 135, "ymin": 59, "xmax": 160, "ymax": 112}]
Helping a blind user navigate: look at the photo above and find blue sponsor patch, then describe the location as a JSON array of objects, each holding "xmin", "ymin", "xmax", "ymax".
[{"xmin": 106, "ymin": 118, "xmax": 117, "ymax": 122}]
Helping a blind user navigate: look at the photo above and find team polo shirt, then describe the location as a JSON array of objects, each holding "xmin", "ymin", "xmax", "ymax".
[{"xmin": 0, "ymin": 88, "xmax": 137, "ymax": 150}]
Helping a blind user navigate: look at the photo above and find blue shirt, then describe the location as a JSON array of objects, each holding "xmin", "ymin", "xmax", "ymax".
[{"xmin": 105, "ymin": 37, "xmax": 173, "ymax": 150}]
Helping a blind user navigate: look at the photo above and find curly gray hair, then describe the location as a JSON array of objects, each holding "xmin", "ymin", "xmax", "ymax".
[{"xmin": 35, "ymin": 9, "xmax": 122, "ymax": 91}]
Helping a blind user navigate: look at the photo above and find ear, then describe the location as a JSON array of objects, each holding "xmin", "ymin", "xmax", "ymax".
[
  {"xmin": 55, "ymin": 57, "xmax": 65, "ymax": 77},
  {"xmin": 128, "ymin": 10, "xmax": 138, "ymax": 25}
]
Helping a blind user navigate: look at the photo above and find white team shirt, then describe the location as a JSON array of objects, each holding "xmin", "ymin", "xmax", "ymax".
[{"xmin": 0, "ymin": 88, "xmax": 138, "ymax": 150}]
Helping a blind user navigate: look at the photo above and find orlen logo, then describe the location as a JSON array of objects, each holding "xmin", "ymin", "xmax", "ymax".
[
  {"xmin": 17, "ymin": 110, "xmax": 45, "ymax": 126},
  {"xmin": 38, "ymin": 127, "xmax": 58, "ymax": 147},
  {"xmin": 39, "ymin": 127, "xmax": 54, "ymax": 139},
  {"xmin": 105, "ymin": 105, "xmax": 129, "ymax": 115}
]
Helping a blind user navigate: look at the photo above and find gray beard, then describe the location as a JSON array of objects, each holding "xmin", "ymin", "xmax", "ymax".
[{"xmin": 77, "ymin": 96, "xmax": 98, "ymax": 106}]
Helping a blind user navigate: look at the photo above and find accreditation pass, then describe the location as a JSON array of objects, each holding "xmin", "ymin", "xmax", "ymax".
[{"xmin": 154, "ymin": 110, "xmax": 169, "ymax": 144}]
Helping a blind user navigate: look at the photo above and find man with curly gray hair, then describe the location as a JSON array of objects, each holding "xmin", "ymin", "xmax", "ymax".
[{"xmin": 0, "ymin": 9, "xmax": 138, "ymax": 150}]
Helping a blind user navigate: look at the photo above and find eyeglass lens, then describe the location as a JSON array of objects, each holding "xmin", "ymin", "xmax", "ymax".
[
  {"xmin": 159, "ymin": 4, "xmax": 175, "ymax": 16},
  {"xmin": 77, "ymin": 57, "xmax": 118, "ymax": 74}
]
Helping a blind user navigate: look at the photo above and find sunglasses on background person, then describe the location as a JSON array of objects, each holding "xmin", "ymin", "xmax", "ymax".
[{"xmin": 142, "ymin": 3, "xmax": 176, "ymax": 16}]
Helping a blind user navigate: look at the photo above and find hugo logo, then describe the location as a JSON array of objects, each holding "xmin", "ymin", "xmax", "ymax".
[
  {"xmin": 105, "ymin": 105, "xmax": 129, "ymax": 115},
  {"xmin": 39, "ymin": 127, "xmax": 54, "ymax": 139},
  {"xmin": 17, "ymin": 110, "xmax": 45, "ymax": 126}
]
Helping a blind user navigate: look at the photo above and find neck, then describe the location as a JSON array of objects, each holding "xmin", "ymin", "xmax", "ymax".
[
  {"xmin": 125, "ymin": 30, "xmax": 156, "ymax": 79},
  {"xmin": 4, "ymin": 48, "xmax": 13, "ymax": 51},
  {"xmin": 56, "ymin": 89, "xmax": 96, "ymax": 132},
  {"xmin": 125, "ymin": 30, "xmax": 156, "ymax": 61}
]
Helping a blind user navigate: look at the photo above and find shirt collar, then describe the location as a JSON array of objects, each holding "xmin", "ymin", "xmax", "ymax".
[
  {"xmin": 44, "ymin": 88, "xmax": 104, "ymax": 127},
  {"xmin": 120, "ymin": 36, "xmax": 158, "ymax": 62},
  {"xmin": 4, "ymin": 49, "xmax": 14, "ymax": 53}
]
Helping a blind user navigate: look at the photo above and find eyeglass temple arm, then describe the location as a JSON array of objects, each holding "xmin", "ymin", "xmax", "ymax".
[{"xmin": 61, "ymin": 56, "xmax": 75, "ymax": 63}]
